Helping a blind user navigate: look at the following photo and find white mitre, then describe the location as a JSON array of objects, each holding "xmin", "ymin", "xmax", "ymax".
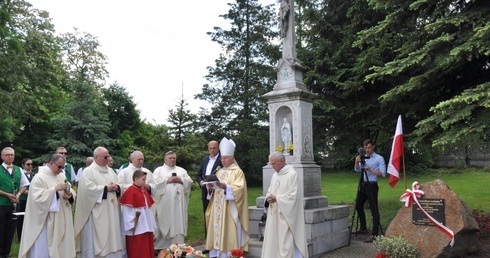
[{"xmin": 220, "ymin": 137, "xmax": 236, "ymax": 156}]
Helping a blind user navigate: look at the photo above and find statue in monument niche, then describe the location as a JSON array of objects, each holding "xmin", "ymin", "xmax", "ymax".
[
  {"xmin": 279, "ymin": 0, "xmax": 290, "ymax": 38},
  {"xmin": 281, "ymin": 117, "xmax": 292, "ymax": 152}
]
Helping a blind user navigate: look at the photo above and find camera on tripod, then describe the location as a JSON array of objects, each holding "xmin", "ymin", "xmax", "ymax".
[{"xmin": 358, "ymin": 147, "xmax": 370, "ymax": 165}]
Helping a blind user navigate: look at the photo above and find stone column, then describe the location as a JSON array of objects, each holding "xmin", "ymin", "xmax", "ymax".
[{"xmin": 247, "ymin": 1, "xmax": 350, "ymax": 257}]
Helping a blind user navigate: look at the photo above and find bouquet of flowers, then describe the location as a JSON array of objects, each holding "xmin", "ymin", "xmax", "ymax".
[
  {"xmin": 158, "ymin": 242, "xmax": 206, "ymax": 258},
  {"xmin": 275, "ymin": 145, "xmax": 284, "ymax": 152},
  {"xmin": 231, "ymin": 249, "xmax": 245, "ymax": 258}
]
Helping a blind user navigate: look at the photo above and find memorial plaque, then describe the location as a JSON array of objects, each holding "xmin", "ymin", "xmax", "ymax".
[{"xmin": 412, "ymin": 198, "xmax": 445, "ymax": 226}]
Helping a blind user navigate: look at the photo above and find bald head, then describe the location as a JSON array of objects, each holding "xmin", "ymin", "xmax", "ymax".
[
  {"xmin": 208, "ymin": 140, "xmax": 219, "ymax": 158},
  {"xmin": 93, "ymin": 147, "xmax": 109, "ymax": 166}
]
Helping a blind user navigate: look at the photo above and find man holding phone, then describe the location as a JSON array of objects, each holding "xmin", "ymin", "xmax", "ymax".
[{"xmin": 152, "ymin": 151, "xmax": 193, "ymax": 253}]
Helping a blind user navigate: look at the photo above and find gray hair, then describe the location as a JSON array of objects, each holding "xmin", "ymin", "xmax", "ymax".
[
  {"xmin": 1, "ymin": 147, "xmax": 14, "ymax": 156},
  {"xmin": 50, "ymin": 154, "xmax": 66, "ymax": 163},
  {"xmin": 269, "ymin": 151, "xmax": 285, "ymax": 161},
  {"xmin": 165, "ymin": 151, "xmax": 176, "ymax": 157},
  {"xmin": 130, "ymin": 150, "xmax": 144, "ymax": 159}
]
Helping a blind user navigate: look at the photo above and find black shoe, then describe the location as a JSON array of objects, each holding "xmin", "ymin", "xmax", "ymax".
[{"xmin": 202, "ymin": 250, "xmax": 209, "ymax": 254}]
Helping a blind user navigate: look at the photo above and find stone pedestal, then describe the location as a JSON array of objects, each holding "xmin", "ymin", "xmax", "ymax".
[
  {"xmin": 248, "ymin": 95, "xmax": 350, "ymax": 257},
  {"xmin": 248, "ymin": 161, "xmax": 350, "ymax": 257}
]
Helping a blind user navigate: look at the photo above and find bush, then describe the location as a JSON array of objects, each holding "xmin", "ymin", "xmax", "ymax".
[{"xmin": 373, "ymin": 235, "xmax": 418, "ymax": 258}]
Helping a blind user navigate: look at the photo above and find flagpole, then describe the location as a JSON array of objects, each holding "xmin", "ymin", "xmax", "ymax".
[{"xmin": 403, "ymin": 146, "xmax": 407, "ymax": 190}]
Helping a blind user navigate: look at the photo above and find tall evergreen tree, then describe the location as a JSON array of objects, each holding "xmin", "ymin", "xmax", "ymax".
[
  {"xmin": 296, "ymin": 0, "xmax": 489, "ymax": 167},
  {"xmin": 196, "ymin": 0, "xmax": 280, "ymax": 184},
  {"xmin": 167, "ymin": 85, "xmax": 205, "ymax": 169},
  {"xmin": 168, "ymin": 85, "xmax": 198, "ymax": 146},
  {"xmin": 356, "ymin": 0, "xmax": 490, "ymax": 147},
  {"xmin": 296, "ymin": 0, "xmax": 392, "ymax": 166}
]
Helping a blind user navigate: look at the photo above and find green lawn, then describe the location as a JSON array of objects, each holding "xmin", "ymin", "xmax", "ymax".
[
  {"xmin": 321, "ymin": 168, "xmax": 490, "ymax": 233},
  {"xmin": 10, "ymin": 169, "xmax": 490, "ymax": 256}
]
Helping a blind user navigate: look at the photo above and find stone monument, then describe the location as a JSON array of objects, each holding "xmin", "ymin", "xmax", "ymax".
[
  {"xmin": 247, "ymin": 0, "xmax": 350, "ymax": 257},
  {"xmin": 386, "ymin": 180, "xmax": 480, "ymax": 258}
]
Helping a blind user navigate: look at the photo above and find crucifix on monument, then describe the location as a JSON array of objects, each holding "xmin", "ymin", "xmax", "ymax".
[
  {"xmin": 275, "ymin": 0, "xmax": 308, "ymax": 92},
  {"xmin": 247, "ymin": 0, "xmax": 351, "ymax": 257}
]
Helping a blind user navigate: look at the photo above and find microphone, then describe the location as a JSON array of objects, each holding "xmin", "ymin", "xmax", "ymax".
[{"xmin": 212, "ymin": 166, "xmax": 221, "ymax": 174}]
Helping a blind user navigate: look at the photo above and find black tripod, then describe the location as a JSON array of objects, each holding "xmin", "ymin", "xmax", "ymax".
[{"xmin": 349, "ymin": 159, "xmax": 384, "ymax": 244}]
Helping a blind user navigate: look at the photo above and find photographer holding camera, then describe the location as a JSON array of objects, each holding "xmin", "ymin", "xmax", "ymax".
[{"xmin": 354, "ymin": 139, "xmax": 386, "ymax": 243}]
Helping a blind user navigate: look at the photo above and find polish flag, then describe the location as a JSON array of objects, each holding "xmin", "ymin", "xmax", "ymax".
[{"xmin": 388, "ymin": 115, "xmax": 403, "ymax": 188}]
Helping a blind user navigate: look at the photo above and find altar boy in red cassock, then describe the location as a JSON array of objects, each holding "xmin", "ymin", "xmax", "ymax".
[{"xmin": 119, "ymin": 170, "xmax": 157, "ymax": 258}]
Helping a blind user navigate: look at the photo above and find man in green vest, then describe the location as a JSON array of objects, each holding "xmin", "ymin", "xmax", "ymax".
[
  {"xmin": 56, "ymin": 146, "xmax": 78, "ymax": 186},
  {"xmin": 16, "ymin": 158, "xmax": 35, "ymax": 242},
  {"xmin": 0, "ymin": 147, "xmax": 29, "ymax": 258},
  {"xmin": 116, "ymin": 150, "xmax": 134, "ymax": 174}
]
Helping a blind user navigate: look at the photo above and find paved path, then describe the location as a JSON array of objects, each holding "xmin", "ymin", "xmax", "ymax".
[
  {"xmin": 318, "ymin": 235, "xmax": 378, "ymax": 258},
  {"xmin": 195, "ymin": 234, "xmax": 378, "ymax": 257}
]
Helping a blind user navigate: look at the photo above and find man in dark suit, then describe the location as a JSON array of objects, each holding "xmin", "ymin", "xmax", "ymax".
[{"xmin": 196, "ymin": 140, "xmax": 222, "ymax": 241}]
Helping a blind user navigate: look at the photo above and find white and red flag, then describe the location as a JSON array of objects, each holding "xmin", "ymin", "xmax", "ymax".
[{"xmin": 387, "ymin": 115, "xmax": 404, "ymax": 188}]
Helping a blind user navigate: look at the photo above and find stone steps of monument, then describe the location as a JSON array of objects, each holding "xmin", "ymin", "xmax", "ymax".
[{"xmin": 247, "ymin": 238, "xmax": 263, "ymax": 258}]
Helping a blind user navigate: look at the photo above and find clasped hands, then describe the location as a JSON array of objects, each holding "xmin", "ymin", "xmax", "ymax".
[
  {"xmin": 266, "ymin": 194, "xmax": 276, "ymax": 203},
  {"xmin": 107, "ymin": 182, "xmax": 119, "ymax": 192},
  {"xmin": 8, "ymin": 193, "xmax": 19, "ymax": 203}
]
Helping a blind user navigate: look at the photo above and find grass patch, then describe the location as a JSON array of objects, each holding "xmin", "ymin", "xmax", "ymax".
[{"xmin": 322, "ymin": 169, "xmax": 490, "ymax": 233}]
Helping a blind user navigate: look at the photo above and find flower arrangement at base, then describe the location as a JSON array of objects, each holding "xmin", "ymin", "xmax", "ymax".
[
  {"xmin": 288, "ymin": 144, "xmax": 294, "ymax": 151},
  {"xmin": 158, "ymin": 242, "xmax": 206, "ymax": 258},
  {"xmin": 230, "ymin": 249, "xmax": 245, "ymax": 258},
  {"xmin": 275, "ymin": 145, "xmax": 284, "ymax": 152},
  {"xmin": 373, "ymin": 235, "xmax": 418, "ymax": 258}
]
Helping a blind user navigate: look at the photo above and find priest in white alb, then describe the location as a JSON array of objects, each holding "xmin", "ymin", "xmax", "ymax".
[
  {"xmin": 18, "ymin": 154, "xmax": 76, "ymax": 258},
  {"xmin": 117, "ymin": 150, "xmax": 155, "ymax": 195},
  {"xmin": 262, "ymin": 152, "xmax": 308, "ymax": 258},
  {"xmin": 74, "ymin": 147, "xmax": 124, "ymax": 258},
  {"xmin": 153, "ymin": 151, "xmax": 193, "ymax": 251},
  {"xmin": 205, "ymin": 137, "xmax": 249, "ymax": 258}
]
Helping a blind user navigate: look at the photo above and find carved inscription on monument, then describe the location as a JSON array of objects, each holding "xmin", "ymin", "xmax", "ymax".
[{"xmin": 412, "ymin": 198, "xmax": 445, "ymax": 226}]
